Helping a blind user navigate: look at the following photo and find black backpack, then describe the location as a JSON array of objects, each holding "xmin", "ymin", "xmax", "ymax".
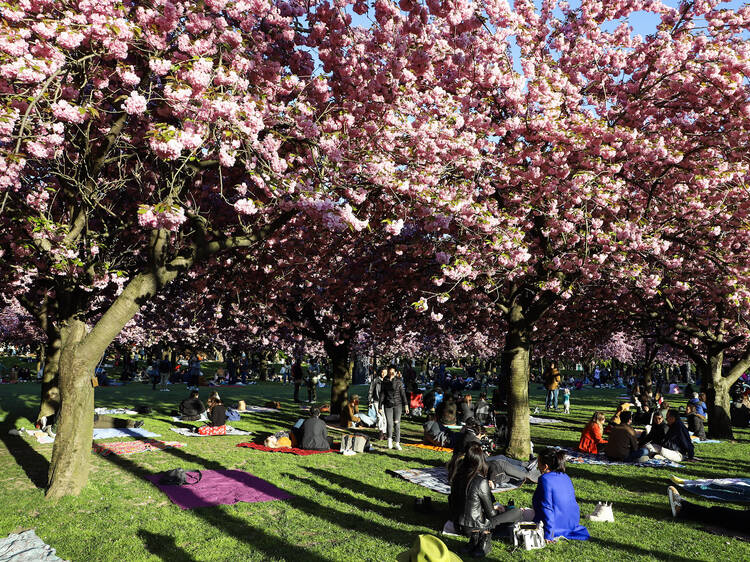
[{"xmin": 158, "ymin": 468, "xmax": 202, "ymax": 486}]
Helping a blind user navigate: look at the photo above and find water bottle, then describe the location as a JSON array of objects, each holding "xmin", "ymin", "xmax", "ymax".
[{"xmin": 507, "ymin": 499, "xmax": 515, "ymax": 509}]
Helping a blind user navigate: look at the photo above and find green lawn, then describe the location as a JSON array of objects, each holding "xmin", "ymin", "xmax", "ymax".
[{"xmin": 0, "ymin": 371, "xmax": 748, "ymax": 561}]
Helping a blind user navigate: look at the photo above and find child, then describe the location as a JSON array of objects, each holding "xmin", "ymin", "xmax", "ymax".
[{"xmin": 563, "ymin": 388, "xmax": 571, "ymax": 414}]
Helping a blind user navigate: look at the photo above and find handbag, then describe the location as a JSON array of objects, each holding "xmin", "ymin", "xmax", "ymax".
[
  {"xmin": 158, "ymin": 468, "xmax": 202, "ymax": 486},
  {"xmin": 512, "ymin": 521, "xmax": 545, "ymax": 550}
]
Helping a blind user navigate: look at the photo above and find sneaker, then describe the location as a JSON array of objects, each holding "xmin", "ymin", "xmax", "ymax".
[
  {"xmin": 588, "ymin": 502, "xmax": 614, "ymax": 522},
  {"xmin": 394, "ymin": 442, "xmax": 402, "ymax": 450},
  {"xmin": 653, "ymin": 454, "xmax": 666, "ymax": 460},
  {"xmin": 387, "ymin": 438, "xmax": 393, "ymax": 449},
  {"xmin": 668, "ymin": 486, "xmax": 682, "ymax": 517}
]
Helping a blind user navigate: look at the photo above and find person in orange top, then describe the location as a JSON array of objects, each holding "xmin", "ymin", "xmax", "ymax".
[{"xmin": 578, "ymin": 412, "xmax": 608, "ymax": 454}]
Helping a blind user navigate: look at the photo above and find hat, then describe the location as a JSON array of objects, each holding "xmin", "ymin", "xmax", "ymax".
[{"xmin": 396, "ymin": 535, "xmax": 462, "ymax": 562}]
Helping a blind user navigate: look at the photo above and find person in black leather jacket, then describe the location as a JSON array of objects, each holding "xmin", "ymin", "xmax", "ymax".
[{"xmin": 449, "ymin": 443, "xmax": 522, "ymax": 557}]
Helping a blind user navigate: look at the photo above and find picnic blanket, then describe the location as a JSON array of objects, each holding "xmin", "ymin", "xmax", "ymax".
[
  {"xmin": 171, "ymin": 413, "xmax": 209, "ymax": 422},
  {"xmin": 388, "ymin": 467, "xmax": 523, "ymax": 495},
  {"xmin": 146, "ymin": 469, "xmax": 291, "ymax": 510},
  {"xmin": 562, "ymin": 447, "xmax": 683, "ymax": 468},
  {"xmin": 0, "ymin": 529, "xmax": 67, "ymax": 561},
  {"xmin": 169, "ymin": 426, "xmax": 251, "ymax": 437},
  {"xmin": 237, "ymin": 406, "xmax": 278, "ymax": 414},
  {"xmin": 691, "ymin": 437, "xmax": 721, "ymax": 444},
  {"xmin": 92, "ymin": 439, "xmax": 186, "ymax": 456},
  {"xmin": 237, "ymin": 442, "xmax": 336, "ymax": 455},
  {"xmin": 9, "ymin": 427, "xmax": 54, "ymax": 444},
  {"xmin": 403, "ymin": 443, "xmax": 453, "ymax": 453},
  {"xmin": 670, "ymin": 476, "xmax": 750, "ymax": 503},
  {"xmin": 94, "ymin": 407, "xmax": 138, "ymax": 415},
  {"xmin": 92, "ymin": 428, "xmax": 160, "ymax": 440},
  {"xmin": 529, "ymin": 416, "xmax": 563, "ymax": 425}
]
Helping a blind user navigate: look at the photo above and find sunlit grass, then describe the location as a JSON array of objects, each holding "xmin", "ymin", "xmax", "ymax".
[{"xmin": 0, "ymin": 368, "xmax": 748, "ymax": 561}]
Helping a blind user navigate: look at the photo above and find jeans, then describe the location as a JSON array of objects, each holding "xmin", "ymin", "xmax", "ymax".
[
  {"xmin": 358, "ymin": 413, "xmax": 375, "ymax": 427},
  {"xmin": 293, "ymin": 382, "xmax": 301, "ymax": 402},
  {"xmin": 159, "ymin": 372, "xmax": 169, "ymax": 390},
  {"xmin": 307, "ymin": 383, "xmax": 317, "ymax": 402},
  {"xmin": 384, "ymin": 406, "xmax": 402, "ymax": 442},
  {"xmin": 488, "ymin": 457, "xmax": 532, "ymax": 483},
  {"xmin": 545, "ymin": 389, "xmax": 559, "ymax": 410},
  {"xmin": 625, "ymin": 447, "xmax": 650, "ymax": 462}
]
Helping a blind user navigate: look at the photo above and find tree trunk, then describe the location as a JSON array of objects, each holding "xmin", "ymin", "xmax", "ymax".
[
  {"xmin": 37, "ymin": 325, "xmax": 62, "ymax": 423},
  {"xmin": 46, "ymin": 320, "xmax": 95, "ymax": 500},
  {"xmin": 326, "ymin": 341, "xmax": 351, "ymax": 416},
  {"xmin": 703, "ymin": 351, "xmax": 734, "ymax": 439},
  {"xmin": 504, "ymin": 318, "xmax": 531, "ymax": 461}
]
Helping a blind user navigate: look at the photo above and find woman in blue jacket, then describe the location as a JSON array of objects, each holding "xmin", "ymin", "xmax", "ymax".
[{"xmin": 532, "ymin": 448, "xmax": 590, "ymax": 542}]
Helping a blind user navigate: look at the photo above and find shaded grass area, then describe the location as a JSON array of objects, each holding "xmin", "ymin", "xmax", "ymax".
[{"xmin": 0, "ymin": 375, "xmax": 748, "ymax": 561}]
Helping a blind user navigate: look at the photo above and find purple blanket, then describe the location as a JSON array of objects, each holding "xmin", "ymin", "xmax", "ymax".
[{"xmin": 146, "ymin": 469, "xmax": 291, "ymax": 509}]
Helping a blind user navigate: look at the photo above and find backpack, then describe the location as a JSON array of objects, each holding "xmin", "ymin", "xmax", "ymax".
[
  {"xmin": 225, "ymin": 408, "xmax": 241, "ymax": 421},
  {"xmin": 341, "ymin": 433, "xmax": 370, "ymax": 453},
  {"xmin": 158, "ymin": 468, "xmax": 202, "ymax": 486}
]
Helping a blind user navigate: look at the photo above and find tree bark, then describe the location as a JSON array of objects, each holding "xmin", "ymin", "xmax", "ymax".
[
  {"xmin": 326, "ymin": 341, "xmax": 351, "ymax": 416},
  {"xmin": 37, "ymin": 325, "xmax": 62, "ymax": 423},
  {"xmin": 703, "ymin": 350, "xmax": 734, "ymax": 439},
  {"xmin": 504, "ymin": 314, "xmax": 531, "ymax": 460},
  {"xmin": 46, "ymin": 320, "xmax": 95, "ymax": 500}
]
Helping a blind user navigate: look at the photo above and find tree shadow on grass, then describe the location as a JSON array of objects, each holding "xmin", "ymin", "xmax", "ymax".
[
  {"xmin": 367, "ymin": 447, "xmax": 445, "ymax": 466},
  {"xmin": 137, "ymin": 530, "xmax": 198, "ymax": 562},
  {"xmin": 592, "ymin": 537, "xmax": 696, "ymax": 562},
  {"xmin": 98, "ymin": 446, "xmax": 332, "ymax": 562},
  {"xmin": 0, "ymin": 408, "xmax": 50, "ymax": 490}
]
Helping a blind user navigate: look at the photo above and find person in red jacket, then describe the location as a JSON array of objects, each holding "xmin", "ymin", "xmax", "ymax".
[{"xmin": 578, "ymin": 412, "xmax": 608, "ymax": 454}]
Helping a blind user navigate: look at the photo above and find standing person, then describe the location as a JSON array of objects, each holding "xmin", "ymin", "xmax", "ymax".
[
  {"xmin": 562, "ymin": 387, "xmax": 571, "ymax": 414},
  {"xmin": 292, "ymin": 360, "xmax": 304, "ymax": 403},
  {"xmin": 544, "ymin": 361, "xmax": 561, "ymax": 411},
  {"xmin": 368, "ymin": 368, "xmax": 386, "ymax": 439},
  {"xmin": 158, "ymin": 354, "xmax": 171, "ymax": 392},
  {"xmin": 225, "ymin": 354, "xmax": 236, "ymax": 384},
  {"xmin": 382, "ymin": 368, "xmax": 409, "ymax": 450},
  {"xmin": 187, "ymin": 353, "xmax": 201, "ymax": 390},
  {"xmin": 458, "ymin": 394, "xmax": 474, "ymax": 423},
  {"xmin": 307, "ymin": 360, "xmax": 318, "ymax": 403}
]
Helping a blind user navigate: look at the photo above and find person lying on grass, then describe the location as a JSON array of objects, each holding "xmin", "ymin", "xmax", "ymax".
[
  {"xmin": 668, "ymin": 486, "xmax": 750, "ymax": 534},
  {"xmin": 423, "ymin": 413, "xmax": 454, "ymax": 448}
]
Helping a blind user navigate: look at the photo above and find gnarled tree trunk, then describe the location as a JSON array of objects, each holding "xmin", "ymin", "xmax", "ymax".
[
  {"xmin": 703, "ymin": 350, "xmax": 734, "ymax": 439},
  {"xmin": 504, "ymin": 310, "xmax": 531, "ymax": 460},
  {"xmin": 46, "ymin": 320, "xmax": 95, "ymax": 500}
]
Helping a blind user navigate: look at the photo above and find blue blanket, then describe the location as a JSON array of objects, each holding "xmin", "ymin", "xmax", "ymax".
[
  {"xmin": 673, "ymin": 476, "xmax": 750, "ymax": 503},
  {"xmin": 92, "ymin": 428, "xmax": 160, "ymax": 440}
]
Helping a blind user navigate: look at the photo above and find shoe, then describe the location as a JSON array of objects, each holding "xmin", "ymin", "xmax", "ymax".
[
  {"xmin": 588, "ymin": 502, "xmax": 614, "ymax": 522},
  {"xmin": 388, "ymin": 438, "xmax": 393, "ymax": 449},
  {"xmin": 461, "ymin": 532, "xmax": 480, "ymax": 554},
  {"xmin": 653, "ymin": 454, "xmax": 666, "ymax": 460},
  {"xmin": 394, "ymin": 442, "xmax": 402, "ymax": 450},
  {"xmin": 134, "ymin": 420, "xmax": 144, "ymax": 428},
  {"xmin": 638, "ymin": 455, "xmax": 650, "ymax": 463},
  {"xmin": 668, "ymin": 486, "xmax": 682, "ymax": 517},
  {"xmin": 471, "ymin": 532, "xmax": 492, "ymax": 558}
]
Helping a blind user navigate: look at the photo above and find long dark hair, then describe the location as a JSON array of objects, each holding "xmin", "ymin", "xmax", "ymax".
[{"xmin": 457, "ymin": 443, "xmax": 488, "ymax": 493}]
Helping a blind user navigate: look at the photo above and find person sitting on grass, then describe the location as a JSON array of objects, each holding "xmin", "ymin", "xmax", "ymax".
[
  {"xmin": 668, "ymin": 486, "xmax": 750, "ymax": 533},
  {"xmin": 196, "ymin": 395, "xmax": 227, "ymax": 435},
  {"xmin": 448, "ymin": 443, "xmax": 523, "ymax": 557},
  {"xmin": 645, "ymin": 409, "xmax": 694, "ymax": 462},
  {"xmin": 685, "ymin": 403, "xmax": 707, "ymax": 440},
  {"xmin": 604, "ymin": 411, "xmax": 649, "ymax": 462},
  {"xmin": 531, "ymin": 448, "xmax": 590, "ymax": 543},
  {"xmin": 340, "ymin": 395, "xmax": 362, "ymax": 428},
  {"xmin": 578, "ymin": 412, "xmax": 608, "ymax": 454},
  {"xmin": 638, "ymin": 410, "xmax": 667, "ymax": 448},
  {"xmin": 300, "ymin": 406, "xmax": 333, "ymax": 450},
  {"xmin": 179, "ymin": 390, "xmax": 205, "ymax": 421},
  {"xmin": 423, "ymin": 413, "xmax": 454, "ymax": 448},
  {"xmin": 474, "ymin": 392, "xmax": 491, "ymax": 426}
]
